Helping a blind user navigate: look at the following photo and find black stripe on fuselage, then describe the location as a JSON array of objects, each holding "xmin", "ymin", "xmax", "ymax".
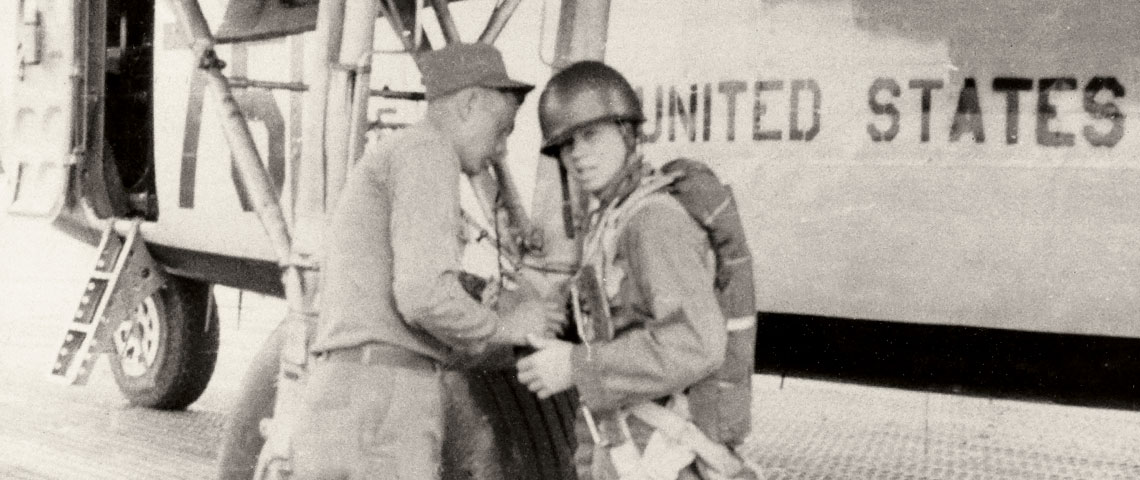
[{"xmin": 757, "ymin": 313, "xmax": 1140, "ymax": 410}]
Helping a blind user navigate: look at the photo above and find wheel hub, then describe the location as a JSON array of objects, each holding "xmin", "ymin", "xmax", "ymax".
[{"xmin": 113, "ymin": 297, "xmax": 161, "ymax": 378}]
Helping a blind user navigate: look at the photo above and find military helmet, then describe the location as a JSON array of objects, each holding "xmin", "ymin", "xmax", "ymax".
[{"xmin": 538, "ymin": 61, "xmax": 645, "ymax": 157}]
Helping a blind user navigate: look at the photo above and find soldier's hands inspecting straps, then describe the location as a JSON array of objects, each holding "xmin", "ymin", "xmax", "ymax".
[
  {"xmin": 494, "ymin": 299, "xmax": 566, "ymax": 346},
  {"xmin": 517, "ymin": 334, "xmax": 575, "ymax": 399}
]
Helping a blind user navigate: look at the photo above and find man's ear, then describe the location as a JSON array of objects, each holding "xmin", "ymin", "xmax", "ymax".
[{"xmin": 455, "ymin": 88, "xmax": 481, "ymax": 122}]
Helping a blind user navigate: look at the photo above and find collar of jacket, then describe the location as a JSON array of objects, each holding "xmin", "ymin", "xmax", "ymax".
[{"xmin": 595, "ymin": 155, "xmax": 650, "ymax": 210}]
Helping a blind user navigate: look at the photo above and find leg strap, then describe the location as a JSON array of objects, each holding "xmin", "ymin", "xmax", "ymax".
[{"xmin": 627, "ymin": 402, "xmax": 753, "ymax": 478}]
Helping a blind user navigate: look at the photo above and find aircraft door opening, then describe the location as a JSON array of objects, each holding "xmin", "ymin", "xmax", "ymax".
[{"xmin": 102, "ymin": 0, "xmax": 157, "ymax": 220}]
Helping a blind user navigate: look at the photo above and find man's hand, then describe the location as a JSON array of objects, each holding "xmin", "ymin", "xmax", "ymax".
[
  {"xmin": 497, "ymin": 271, "xmax": 569, "ymax": 337},
  {"xmin": 494, "ymin": 299, "xmax": 564, "ymax": 346},
  {"xmin": 516, "ymin": 335, "xmax": 575, "ymax": 399}
]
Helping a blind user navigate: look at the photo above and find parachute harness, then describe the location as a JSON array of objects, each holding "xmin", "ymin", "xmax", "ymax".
[{"xmin": 572, "ymin": 169, "xmax": 761, "ymax": 480}]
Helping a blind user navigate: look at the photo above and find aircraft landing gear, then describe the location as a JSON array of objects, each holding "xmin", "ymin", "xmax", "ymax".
[
  {"xmin": 108, "ymin": 276, "xmax": 219, "ymax": 410},
  {"xmin": 50, "ymin": 221, "xmax": 218, "ymax": 411}
]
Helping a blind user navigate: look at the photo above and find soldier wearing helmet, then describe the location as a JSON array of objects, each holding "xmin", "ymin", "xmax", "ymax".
[{"xmin": 517, "ymin": 61, "xmax": 759, "ymax": 480}]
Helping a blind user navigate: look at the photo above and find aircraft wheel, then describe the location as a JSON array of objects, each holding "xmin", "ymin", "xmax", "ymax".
[
  {"xmin": 445, "ymin": 369, "xmax": 578, "ymax": 480},
  {"xmin": 108, "ymin": 276, "xmax": 219, "ymax": 410},
  {"xmin": 216, "ymin": 322, "xmax": 284, "ymax": 480}
]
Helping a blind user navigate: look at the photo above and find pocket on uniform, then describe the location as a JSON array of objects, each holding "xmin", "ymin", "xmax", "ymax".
[
  {"xmin": 364, "ymin": 367, "xmax": 445, "ymax": 480},
  {"xmin": 356, "ymin": 365, "xmax": 400, "ymax": 456}
]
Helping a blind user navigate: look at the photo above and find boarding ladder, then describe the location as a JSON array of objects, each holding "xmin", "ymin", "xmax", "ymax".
[{"xmin": 49, "ymin": 220, "xmax": 167, "ymax": 385}]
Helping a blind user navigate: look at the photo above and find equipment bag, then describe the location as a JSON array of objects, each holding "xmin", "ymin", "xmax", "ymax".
[{"xmin": 660, "ymin": 158, "xmax": 757, "ymax": 446}]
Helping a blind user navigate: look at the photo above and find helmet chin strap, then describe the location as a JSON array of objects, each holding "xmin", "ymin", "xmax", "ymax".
[{"xmin": 596, "ymin": 146, "xmax": 646, "ymax": 208}]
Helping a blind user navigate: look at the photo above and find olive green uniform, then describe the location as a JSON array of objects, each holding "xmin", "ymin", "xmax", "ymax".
[
  {"xmin": 572, "ymin": 171, "xmax": 728, "ymax": 479},
  {"xmin": 293, "ymin": 122, "xmax": 501, "ymax": 480}
]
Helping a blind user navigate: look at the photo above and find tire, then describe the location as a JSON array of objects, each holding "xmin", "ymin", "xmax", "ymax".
[
  {"xmin": 108, "ymin": 276, "xmax": 219, "ymax": 410},
  {"xmin": 444, "ymin": 368, "xmax": 578, "ymax": 480},
  {"xmin": 442, "ymin": 268, "xmax": 579, "ymax": 479},
  {"xmin": 216, "ymin": 322, "xmax": 284, "ymax": 480}
]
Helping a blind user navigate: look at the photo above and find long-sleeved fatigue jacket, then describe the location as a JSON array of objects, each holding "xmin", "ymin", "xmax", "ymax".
[
  {"xmin": 571, "ymin": 172, "xmax": 728, "ymax": 441},
  {"xmin": 310, "ymin": 122, "xmax": 499, "ymax": 361}
]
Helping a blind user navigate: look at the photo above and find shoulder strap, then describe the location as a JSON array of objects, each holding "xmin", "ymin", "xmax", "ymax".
[{"xmin": 582, "ymin": 171, "xmax": 683, "ymax": 265}]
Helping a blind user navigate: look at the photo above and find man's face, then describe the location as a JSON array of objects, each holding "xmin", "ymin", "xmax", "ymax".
[
  {"xmin": 558, "ymin": 121, "xmax": 628, "ymax": 194},
  {"xmin": 458, "ymin": 90, "xmax": 519, "ymax": 175}
]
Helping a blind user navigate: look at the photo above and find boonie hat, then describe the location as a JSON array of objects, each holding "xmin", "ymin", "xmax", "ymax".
[{"xmin": 415, "ymin": 43, "xmax": 535, "ymax": 100}]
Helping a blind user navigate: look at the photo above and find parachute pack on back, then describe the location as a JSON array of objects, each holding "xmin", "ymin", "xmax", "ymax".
[{"xmin": 659, "ymin": 158, "xmax": 757, "ymax": 446}]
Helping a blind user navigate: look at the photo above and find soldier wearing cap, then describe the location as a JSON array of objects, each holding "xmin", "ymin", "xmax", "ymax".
[{"xmin": 290, "ymin": 43, "xmax": 557, "ymax": 480}]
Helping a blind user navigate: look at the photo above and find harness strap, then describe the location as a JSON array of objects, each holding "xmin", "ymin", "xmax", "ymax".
[
  {"xmin": 581, "ymin": 171, "xmax": 683, "ymax": 265},
  {"xmin": 627, "ymin": 402, "xmax": 751, "ymax": 477},
  {"xmin": 701, "ymin": 196, "xmax": 734, "ymax": 227}
]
